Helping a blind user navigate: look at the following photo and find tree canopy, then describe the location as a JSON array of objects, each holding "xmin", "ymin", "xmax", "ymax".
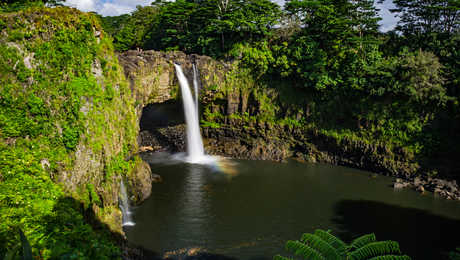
[{"xmin": 381, "ymin": 0, "xmax": 460, "ymax": 34}]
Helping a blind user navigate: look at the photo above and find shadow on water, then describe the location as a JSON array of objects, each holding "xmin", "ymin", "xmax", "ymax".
[
  {"xmin": 37, "ymin": 197, "xmax": 163, "ymax": 260},
  {"xmin": 333, "ymin": 200, "xmax": 460, "ymax": 260},
  {"xmin": 53, "ymin": 196, "xmax": 242, "ymax": 260}
]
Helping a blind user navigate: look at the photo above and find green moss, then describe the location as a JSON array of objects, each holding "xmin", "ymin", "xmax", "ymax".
[
  {"xmin": 87, "ymin": 183, "xmax": 101, "ymax": 206},
  {"xmin": 201, "ymin": 120, "xmax": 221, "ymax": 129},
  {"xmin": 0, "ymin": 6, "xmax": 138, "ymax": 259}
]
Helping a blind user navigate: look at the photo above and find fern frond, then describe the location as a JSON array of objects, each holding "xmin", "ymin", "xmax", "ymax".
[
  {"xmin": 350, "ymin": 233, "xmax": 377, "ymax": 249},
  {"xmin": 368, "ymin": 255, "xmax": 412, "ymax": 260},
  {"xmin": 314, "ymin": 229, "xmax": 347, "ymax": 255},
  {"xmin": 285, "ymin": 240, "xmax": 326, "ymax": 260},
  {"xmin": 301, "ymin": 233, "xmax": 341, "ymax": 260},
  {"xmin": 273, "ymin": 254, "xmax": 294, "ymax": 260},
  {"xmin": 349, "ymin": 241, "xmax": 401, "ymax": 260}
]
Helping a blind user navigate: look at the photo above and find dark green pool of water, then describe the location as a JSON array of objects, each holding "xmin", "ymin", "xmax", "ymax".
[{"xmin": 126, "ymin": 154, "xmax": 460, "ymax": 259}]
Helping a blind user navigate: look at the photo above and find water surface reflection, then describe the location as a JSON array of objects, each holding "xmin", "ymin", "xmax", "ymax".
[{"xmin": 126, "ymin": 157, "xmax": 460, "ymax": 260}]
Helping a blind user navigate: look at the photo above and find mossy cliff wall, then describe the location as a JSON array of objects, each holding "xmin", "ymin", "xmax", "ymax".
[
  {"xmin": 121, "ymin": 50, "xmax": 421, "ymax": 179},
  {"xmin": 0, "ymin": 7, "xmax": 151, "ymax": 258},
  {"xmin": 118, "ymin": 50, "xmax": 230, "ymax": 107}
]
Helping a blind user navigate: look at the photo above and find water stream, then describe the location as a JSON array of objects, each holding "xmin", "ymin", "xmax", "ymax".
[
  {"xmin": 192, "ymin": 63, "xmax": 199, "ymax": 117},
  {"xmin": 120, "ymin": 180, "xmax": 135, "ymax": 226},
  {"xmin": 174, "ymin": 64, "xmax": 206, "ymax": 163}
]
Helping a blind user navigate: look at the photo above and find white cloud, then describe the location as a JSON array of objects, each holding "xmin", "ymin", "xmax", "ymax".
[
  {"xmin": 273, "ymin": 0, "xmax": 285, "ymax": 7},
  {"xmin": 64, "ymin": 0, "xmax": 399, "ymax": 32},
  {"xmin": 99, "ymin": 3, "xmax": 135, "ymax": 16},
  {"xmin": 376, "ymin": 0, "xmax": 399, "ymax": 32},
  {"xmin": 65, "ymin": 0, "xmax": 97, "ymax": 12},
  {"xmin": 64, "ymin": 0, "xmax": 152, "ymax": 16}
]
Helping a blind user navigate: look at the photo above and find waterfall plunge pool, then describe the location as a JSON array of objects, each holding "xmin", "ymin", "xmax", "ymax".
[{"xmin": 125, "ymin": 154, "xmax": 460, "ymax": 260}]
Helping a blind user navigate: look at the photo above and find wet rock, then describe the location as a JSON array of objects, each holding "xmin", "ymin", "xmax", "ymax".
[
  {"xmin": 129, "ymin": 160, "xmax": 152, "ymax": 204},
  {"xmin": 394, "ymin": 182, "xmax": 405, "ymax": 189},
  {"xmin": 118, "ymin": 50, "xmax": 229, "ymax": 108},
  {"xmin": 414, "ymin": 177, "xmax": 423, "ymax": 186},
  {"xmin": 416, "ymin": 185, "xmax": 425, "ymax": 193},
  {"xmin": 394, "ymin": 179, "xmax": 411, "ymax": 189},
  {"xmin": 139, "ymin": 146, "xmax": 154, "ymax": 152},
  {"xmin": 152, "ymin": 174, "xmax": 162, "ymax": 183}
]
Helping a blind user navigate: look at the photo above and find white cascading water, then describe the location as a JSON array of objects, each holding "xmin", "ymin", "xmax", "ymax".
[
  {"xmin": 120, "ymin": 180, "xmax": 135, "ymax": 226},
  {"xmin": 192, "ymin": 64, "xmax": 199, "ymax": 116},
  {"xmin": 174, "ymin": 64, "xmax": 205, "ymax": 163}
]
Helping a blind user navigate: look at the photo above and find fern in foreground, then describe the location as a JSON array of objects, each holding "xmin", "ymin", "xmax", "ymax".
[{"xmin": 274, "ymin": 229, "xmax": 411, "ymax": 260}]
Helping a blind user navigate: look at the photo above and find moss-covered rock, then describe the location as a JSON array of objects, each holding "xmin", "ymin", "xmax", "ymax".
[{"xmin": 0, "ymin": 6, "xmax": 151, "ymax": 258}]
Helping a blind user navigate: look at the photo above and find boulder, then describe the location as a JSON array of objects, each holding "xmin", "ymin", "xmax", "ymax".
[
  {"xmin": 416, "ymin": 185, "xmax": 425, "ymax": 193},
  {"xmin": 394, "ymin": 182, "xmax": 405, "ymax": 189},
  {"xmin": 129, "ymin": 160, "xmax": 153, "ymax": 204}
]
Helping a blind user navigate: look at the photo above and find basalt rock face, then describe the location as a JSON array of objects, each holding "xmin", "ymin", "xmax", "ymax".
[
  {"xmin": 120, "ymin": 50, "xmax": 457, "ymax": 200},
  {"xmin": 118, "ymin": 50, "xmax": 229, "ymax": 107},
  {"xmin": 124, "ymin": 50, "xmax": 421, "ymax": 179},
  {"xmin": 201, "ymin": 120, "xmax": 419, "ymax": 177}
]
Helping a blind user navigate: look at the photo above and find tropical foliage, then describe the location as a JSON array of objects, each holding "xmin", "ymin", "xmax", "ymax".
[
  {"xmin": 274, "ymin": 229, "xmax": 411, "ymax": 260},
  {"xmin": 100, "ymin": 0, "xmax": 460, "ymax": 177},
  {"xmin": 0, "ymin": 6, "xmax": 137, "ymax": 259}
]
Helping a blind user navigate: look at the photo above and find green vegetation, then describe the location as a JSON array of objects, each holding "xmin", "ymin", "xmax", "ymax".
[
  {"xmin": 0, "ymin": 0, "xmax": 459, "ymax": 258},
  {"xmin": 0, "ymin": 6, "xmax": 138, "ymax": 259},
  {"xmin": 101, "ymin": 0, "xmax": 281, "ymax": 57},
  {"xmin": 101, "ymin": 0, "xmax": 460, "ymax": 178},
  {"xmin": 274, "ymin": 229, "xmax": 411, "ymax": 260},
  {"xmin": 450, "ymin": 248, "xmax": 460, "ymax": 260},
  {"xmin": 0, "ymin": 0, "xmax": 63, "ymax": 13}
]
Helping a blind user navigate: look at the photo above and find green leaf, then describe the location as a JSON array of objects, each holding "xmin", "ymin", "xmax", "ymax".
[
  {"xmin": 350, "ymin": 233, "xmax": 377, "ymax": 249},
  {"xmin": 349, "ymin": 241, "xmax": 402, "ymax": 260},
  {"xmin": 301, "ymin": 233, "xmax": 341, "ymax": 260},
  {"xmin": 368, "ymin": 255, "xmax": 412, "ymax": 260},
  {"xmin": 3, "ymin": 246, "xmax": 18, "ymax": 260},
  {"xmin": 314, "ymin": 229, "xmax": 347, "ymax": 255},
  {"xmin": 273, "ymin": 255, "xmax": 294, "ymax": 260},
  {"xmin": 285, "ymin": 240, "xmax": 326, "ymax": 260}
]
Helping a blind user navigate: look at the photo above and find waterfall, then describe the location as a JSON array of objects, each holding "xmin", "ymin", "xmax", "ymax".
[
  {"xmin": 174, "ymin": 64, "xmax": 205, "ymax": 163},
  {"xmin": 120, "ymin": 180, "xmax": 135, "ymax": 226},
  {"xmin": 192, "ymin": 64, "xmax": 199, "ymax": 116}
]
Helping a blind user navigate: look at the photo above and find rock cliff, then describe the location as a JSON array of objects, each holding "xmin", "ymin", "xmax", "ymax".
[
  {"xmin": 0, "ymin": 7, "xmax": 152, "ymax": 258},
  {"xmin": 120, "ymin": 50, "xmax": 421, "ymax": 180}
]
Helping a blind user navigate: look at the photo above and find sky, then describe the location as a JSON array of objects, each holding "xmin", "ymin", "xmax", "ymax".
[{"xmin": 64, "ymin": 0, "xmax": 399, "ymax": 32}]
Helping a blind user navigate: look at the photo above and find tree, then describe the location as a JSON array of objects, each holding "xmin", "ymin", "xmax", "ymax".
[
  {"xmin": 380, "ymin": 0, "xmax": 460, "ymax": 34},
  {"xmin": 274, "ymin": 229, "xmax": 412, "ymax": 260},
  {"xmin": 282, "ymin": 0, "xmax": 382, "ymax": 90},
  {"xmin": 2, "ymin": 0, "xmax": 64, "ymax": 6},
  {"xmin": 1, "ymin": 0, "xmax": 65, "ymax": 12},
  {"xmin": 145, "ymin": 0, "xmax": 281, "ymax": 57},
  {"xmin": 143, "ymin": 0, "xmax": 197, "ymax": 52}
]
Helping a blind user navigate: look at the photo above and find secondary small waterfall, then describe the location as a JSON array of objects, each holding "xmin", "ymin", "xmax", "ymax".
[
  {"xmin": 120, "ymin": 180, "xmax": 135, "ymax": 226},
  {"xmin": 174, "ymin": 63, "xmax": 205, "ymax": 163},
  {"xmin": 192, "ymin": 64, "xmax": 199, "ymax": 116}
]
